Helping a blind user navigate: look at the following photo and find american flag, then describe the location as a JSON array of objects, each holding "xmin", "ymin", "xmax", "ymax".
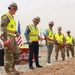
[{"xmin": 15, "ymin": 21, "xmax": 22, "ymax": 46}]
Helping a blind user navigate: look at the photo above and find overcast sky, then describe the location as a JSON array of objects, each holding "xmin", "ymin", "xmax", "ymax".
[{"xmin": 0, "ymin": 0, "xmax": 75, "ymax": 42}]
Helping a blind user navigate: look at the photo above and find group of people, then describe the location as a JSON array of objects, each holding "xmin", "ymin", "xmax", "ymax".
[
  {"xmin": 0, "ymin": 2, "xmax": 75, "ymax": 75},
  {"xmin": 43, "ymin": 21, "xmax": 74, "ymax": 65},
  {"xmin": 0, "ymin": 2, "xmax": 43, "ymax": 75},
  {"xmin": 24, "ymin": 12, "xmax": 75, "ymax": 69}
]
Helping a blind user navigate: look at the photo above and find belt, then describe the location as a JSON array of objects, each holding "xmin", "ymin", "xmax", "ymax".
[
  {"xmin": 6, "ymin": 30, "xmax": 15, "ymax": 34},
  {"xmin": 33, "ymin": 41, "xmax": 38, "ymax": 42}
]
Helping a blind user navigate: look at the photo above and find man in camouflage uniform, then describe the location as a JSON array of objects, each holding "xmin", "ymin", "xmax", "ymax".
[{"xmin": 1, "ymin": 2, "xmax": 20, "ymax": 75}]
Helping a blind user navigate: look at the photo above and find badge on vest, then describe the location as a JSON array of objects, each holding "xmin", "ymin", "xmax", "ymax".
[{"xmin": 11, "ymin": 25, "xmax": 14, "ymax": 28}]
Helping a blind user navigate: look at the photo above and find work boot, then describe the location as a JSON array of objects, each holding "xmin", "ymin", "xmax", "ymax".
[
  {"xmin": 10, "ymin": 65, "xmax": 18, "ymax": 72},
  {"xmin": 62, "ymin": 58, "xmax": 65, "ymax": 61},
  {"xmin": 5, "ymin": 70, "xmax": 13, "ymax": 75},
  {"xmin": 55, "ymin": 58, "xmax": 58, "ymax": 62},
  {"xmin": 10, "ymin": 68, "xmax": 20, "ymax": 75},
  {"xmin": 10, "ymin": 65, "xmax": 23, "ymax": 74},
  {"xmin": 13, "ymin": 72, "xmax": 20, "ymax": 75}
]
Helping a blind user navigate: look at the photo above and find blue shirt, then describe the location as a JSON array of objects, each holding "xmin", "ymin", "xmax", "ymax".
[
  {"xmin": 43, "ymin": 29, "xmax": 48, "ymax": 36},
  {"xmin": 44, "ymin": 28, "xmax": 53, "ymax": 36},
  {"xmin": 24, "ymin": 24, "xmax": 38, "ymax": 41},
  {"xmin": 24, "ymin": 26, "xmax": 30, "ymax": 41}
]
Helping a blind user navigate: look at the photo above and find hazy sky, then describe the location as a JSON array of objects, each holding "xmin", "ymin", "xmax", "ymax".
[{"xmin": 0, "ymin": 0, "xmax": 75, "ymax": 42}]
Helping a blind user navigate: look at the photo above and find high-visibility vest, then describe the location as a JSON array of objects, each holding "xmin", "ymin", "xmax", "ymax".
[
  {"xmin": 55, "ymin": 33, "xmax": 64, "ymax": 44},
  {"xmin": 65, "ymin": 35, "xmax": 73, "ymax": 45},
  {"xmin": 1, "ymin": 13, "xmax": 16, "ymax": 36},
  {"xmin": 28, "ymin": 24, "xmax": 39, "ymax": 41},
  {"xmin": 46, "ymin": 28, "xmax": 54, "ymax": 43}
]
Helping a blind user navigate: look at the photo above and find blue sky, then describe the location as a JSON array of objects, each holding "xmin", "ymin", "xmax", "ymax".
[{"xmin": 0, "ymin": 0, "xmax": 75, "ymax": 42}]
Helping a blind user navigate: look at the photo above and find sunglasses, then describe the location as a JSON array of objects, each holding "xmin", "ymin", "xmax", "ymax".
[
  {"xmin": 49, "ymin": 24, "xmax": 53, "ymax": 26},
  {"xmin": 14, "ymin": 8, "xmax": 17, "ymax": 10},
  {"xmin": 67, "ymin": 32, "xmax": 70, "ymax": 33},
  {"xmin": 34, "ymin": 21, "xmax": 39, "ymax": 24}
]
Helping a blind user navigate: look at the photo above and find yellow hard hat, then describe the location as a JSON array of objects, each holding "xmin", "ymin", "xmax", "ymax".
[
  {"xmin": 8, "ymin": 2, "xmax": 18, "ymax": 10},
  {"xmin": 33, "ymin": 16, "xmax": 40, "ymax": 22}
]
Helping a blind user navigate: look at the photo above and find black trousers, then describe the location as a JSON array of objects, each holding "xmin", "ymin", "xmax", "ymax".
[
  {"xmin": 29, "ymin": 42, "xmax": 39, "ymax": 67},
  {"xmin": 0, "ymin": 49, "xmax": 4, "ymax": 66}
]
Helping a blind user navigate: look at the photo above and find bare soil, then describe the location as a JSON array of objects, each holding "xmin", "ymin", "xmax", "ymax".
[{"xmin": 20, "ymin": 49, "xmax": 75, "ymax": 75}]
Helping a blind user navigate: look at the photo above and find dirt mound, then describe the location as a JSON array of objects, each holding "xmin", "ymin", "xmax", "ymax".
[{"xmin": 21, "ymin": 57, "xmax": 75, "ymax": 75}]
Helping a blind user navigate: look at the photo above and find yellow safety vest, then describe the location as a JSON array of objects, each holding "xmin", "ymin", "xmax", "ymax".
[
  {"xmin": 46, "ymin": 28, "xmax": 54, "ymax": 43},
  {"xmin": 28, "ymin": 24, "xmax": 39, "ymax": 41},
  {"xmin": 55, "ymin": 33, "xmax": 64, "ymax": 44},
  {"xmin": 2, "ymin": 13, "xmax": 16, "ymax": 36},
  {"xmin": 65, "ymin": 35, "xmax": 73, "ymax": 45}
]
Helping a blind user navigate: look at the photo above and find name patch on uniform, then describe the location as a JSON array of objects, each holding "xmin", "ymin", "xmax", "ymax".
[{"xmin": 11, "ymin": 25, "xmax": 14, "ymax": 28}]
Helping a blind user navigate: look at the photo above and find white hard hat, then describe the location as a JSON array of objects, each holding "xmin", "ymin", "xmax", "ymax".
[
  {"xmin": 33, "ymin": 16, "xmax": 40, "ymax": 22},
  {"xmin": 58, "ymin": 26, "xmax": 62, "ymax": 30},
  {"xmin": 67, "ymin": 30, "xmax": 70, "ymax": 33},
  {"xmin": 8, "ymin": 2, "xmax": 18, "ymax": 10},
  {"xmin": 49, "ymin": 21, "xmax": 54, "ymax": 25}
]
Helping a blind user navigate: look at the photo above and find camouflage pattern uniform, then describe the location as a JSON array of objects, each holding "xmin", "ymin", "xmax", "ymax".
[{"xmin": 1, "ymin": 14, "xmax": 20, "ymax": 71}]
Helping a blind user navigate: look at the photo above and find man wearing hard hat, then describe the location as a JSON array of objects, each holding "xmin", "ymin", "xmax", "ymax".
[
  {"xmin": 54, "ymin": 27, "xmax": 65, "ymax": 61},
  {"xmin": 43, "ymin": 21, "xmax": 55, "ymax": 65},
  {"xmin": 65, "ymin": 30, "xmax": 74, "ymax": 57},
  {"xmin": 24, "ymin": 16, "xmax": 43, "ymax": 69},
  {"xmin": 0, "ymin": 2, "xmax": 20, "ymax": 75}
]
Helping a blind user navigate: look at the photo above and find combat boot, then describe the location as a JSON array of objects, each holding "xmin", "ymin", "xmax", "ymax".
[
  {"xmin": 10, "ymin": 65, "xmax": 23, "ymax": 75},
  {"xmin": 5, "ymin": 70, "xmax": 13, "ymax": 75},
  {"xmin": 10, "ymin": 65, "xmax": 18, "ymax": 72}
]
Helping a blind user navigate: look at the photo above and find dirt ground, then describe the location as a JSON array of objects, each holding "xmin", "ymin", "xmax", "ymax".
[
  {"xmin": 20, "ymin": 47, "xmax": 75, "ymax": 75},
  {"xmin": 20, "ymin": 57, "xmax": 75, "ymax": 75},
  {"xmin": 0, "ymin": 46, "xmax": 75, "ymax": 75}
]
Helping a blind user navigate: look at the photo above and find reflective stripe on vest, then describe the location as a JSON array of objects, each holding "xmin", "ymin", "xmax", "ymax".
[
  {"xmin": 55, "ymin": 33, "xmax": 64, "ymax": 44},
  {"xmin": 4, "ymin": 13, "xmax": 16, "ymax": 36},
  {"xmin": 28, "ymin": 24, "xmax": 39, "ymax": 41},
  {"xmin": 65, "ymin": 35, "xmax": 73, "ymax": 45},
  {"xmin": 46, "ymin": 28, "xmax": 54, "ymax": 43}
]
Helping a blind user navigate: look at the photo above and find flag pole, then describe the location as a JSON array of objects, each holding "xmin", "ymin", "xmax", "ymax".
[{"xmin": 40, "ymin": 28, "xmax": 42, "ymax": 51}]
